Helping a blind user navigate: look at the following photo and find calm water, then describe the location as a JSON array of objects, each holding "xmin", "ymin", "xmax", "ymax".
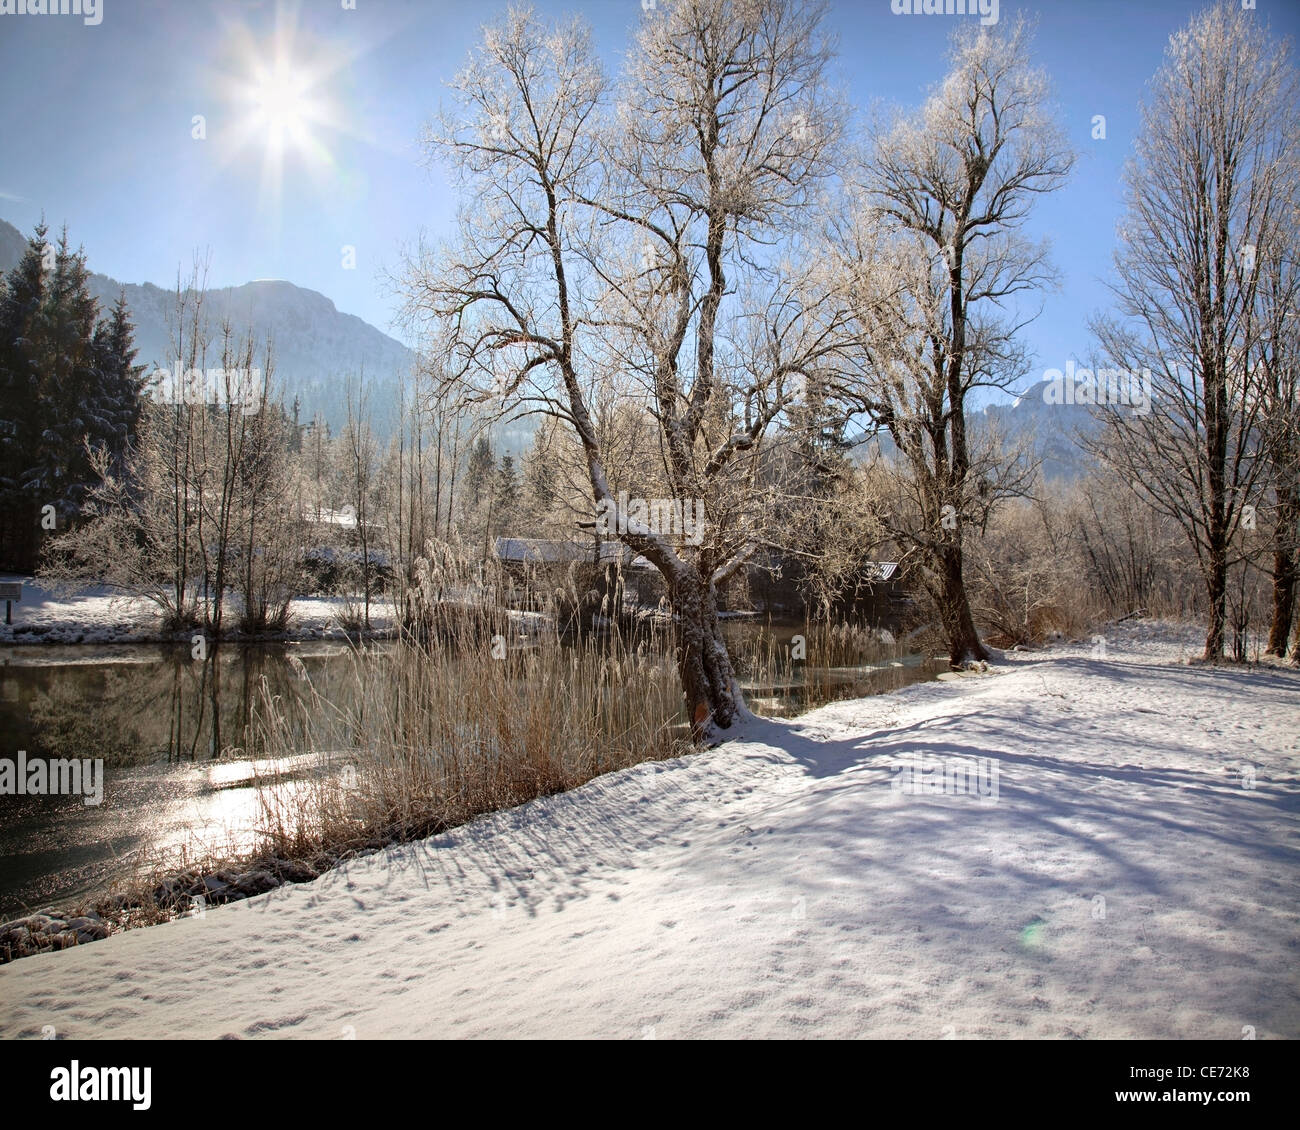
[{"xmin": 0, "ymin": 626, "xmax": 942, "ymax": 919}]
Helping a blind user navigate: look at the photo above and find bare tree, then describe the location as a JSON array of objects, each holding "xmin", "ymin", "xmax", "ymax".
[
  {"xmin": 231, "ymin": 348, "xmax": 301, "ymax": 634},
  {"xmin": 46, "ymin": 261, "xmax": 216, "ymax": 630},
  {"xmin": 1088, "ymin": 0, "xmax": 1298, "ymax": 661},
  {"xmin": 404, "ymin": 1, "xmax": 856, "ymax": 735},
  {"xmin": 838, "ymin": 16, "xmax": 1072, "ymax": 663},
  {"xmin": 44, "ymin": 280, "xmax": 294, "ymax": 637},
  {"xmin": 1253, "ymin": 192, "xmax": 1300, "ymax": 656}
]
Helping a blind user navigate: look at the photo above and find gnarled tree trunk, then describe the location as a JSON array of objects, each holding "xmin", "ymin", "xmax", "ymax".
[{"xmin": 670, "ymin": 565, "xmax": 743, "ymax": 738}]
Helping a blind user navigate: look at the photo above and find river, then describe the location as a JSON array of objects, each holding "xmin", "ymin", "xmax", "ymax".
[{"xmin": 0, "ymin": 624, "xmax": 943, "ymax": 919}]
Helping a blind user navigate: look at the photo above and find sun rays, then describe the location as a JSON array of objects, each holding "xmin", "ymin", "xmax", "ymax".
[{"xmin": 206, "ymin": 4, "xmax": 358, "ymax": 230}]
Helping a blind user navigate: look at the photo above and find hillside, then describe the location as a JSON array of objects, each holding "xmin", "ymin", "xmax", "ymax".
[{"xmin": 0, "ymin": 218, "xmax": 413, "ymax": 434}]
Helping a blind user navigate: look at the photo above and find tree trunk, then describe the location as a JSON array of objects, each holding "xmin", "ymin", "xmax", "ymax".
[
  {"xmin": 1265, "ymin": 486, "xmax": 1297, "ymax": 657},
  {"xmin": 1203, "ymin": 347, "xmax": 1229, "ymax": 663},
  {"xmin": 670, "ymin": 565, "xmax": 744, "ymax": 739},
  {"xmin": 1266, "ymin": 547, "xmax": 1296, "ymax": 658},
  {"xmin": 1203, "ymin": 547, "xmax": 1227, "ymax": 662},
  {"xmin": 0, "ymin": 496, "xmax": 39, "ymax": 573},
  {"xmin": 937, "ymin": 540, "xmax": 988, "ymax": 666}
]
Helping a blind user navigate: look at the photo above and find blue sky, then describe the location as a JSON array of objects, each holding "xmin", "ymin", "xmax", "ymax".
[{"xmin": 1, "ymin": 0, "xmax": 1297, "ymax": 401}]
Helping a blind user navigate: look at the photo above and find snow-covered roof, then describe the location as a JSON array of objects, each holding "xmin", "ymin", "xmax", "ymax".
[
  {"xmin": 493, "ymin": 538, "xmax": 654, "ymax": 570},
  {"xmin": 494, "ymin": 538, "xmax": 591, "ymax": 564},
  {"xmin": 303, "ymin": 506, "xmax": 358, "ymax": 528}
]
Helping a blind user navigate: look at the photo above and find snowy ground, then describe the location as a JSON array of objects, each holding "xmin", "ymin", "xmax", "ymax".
[
  {"xmin": 0, "ymin": 576, "xmax": 395, "ymax": 644},
  {"xmin": 0, "ymin": 578, "xmax": 563, "ymax": 646},
  {"xmin": 2, "ymin": 621, "xmax": 1297, "ymax": 1039}
]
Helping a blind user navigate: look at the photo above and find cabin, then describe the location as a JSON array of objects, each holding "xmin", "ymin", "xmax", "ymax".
[
  {"xmin": 736, "ymin": 551, "xmax": 910, "ymax": 626},
  {"xmin": 491, "ymin": 536, "xmax": 910, "ymax": 626},
  {"xmin": 492, "ymin": 537, "xmax": 662, "ymax": 613}
]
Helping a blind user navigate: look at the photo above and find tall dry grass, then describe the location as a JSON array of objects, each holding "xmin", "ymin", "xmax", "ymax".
[
  {"xmin": 121, "ymin": 546, "xmax": 941, "ymax": 902},
  {"xmin": 249, "ymin": 598, "xmax": 690, "ymax": 860}
]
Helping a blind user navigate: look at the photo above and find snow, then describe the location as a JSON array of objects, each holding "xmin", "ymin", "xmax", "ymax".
[
  {"xmin": 0, "ymin": 578, "xmax": 556, "ymax": 645},
  {"xmin": 0, "ymin": 577, "xmax": 395, "ymax": 645},
  {"xmin": 2, "ymin": 620, "xmax": 1297, "ymax": 1039}
]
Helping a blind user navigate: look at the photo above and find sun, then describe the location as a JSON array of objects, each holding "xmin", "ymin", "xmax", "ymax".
[
  {"xmin": 205, "ymin": 1, "xmax": 385, "ymax": 229},
  {"xmin": 250, "ymin": 62, "xmax": 312, "ymax": 155},
  {"xmin": 209, "ymin": 9, "xmax": 346, "ymax": 199},
  {"xmin": 253, "ymin": 65, "xmax": 308, "ymax": 135}
]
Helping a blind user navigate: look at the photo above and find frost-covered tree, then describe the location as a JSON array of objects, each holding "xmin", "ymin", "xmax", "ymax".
[
  {"xmin": 1088, "ymin": 0, "xmax": 1299, "ymax": 661},
  {"xmin": 839, "ymin": 17, "xmax": 1072, "ymax": 665},
  {"xmin": 0, "ymin": 223, "xmax": 145, "ymax": 570},
  {"xmin": 522, "ymin": 423, "xmax": 557, "ymax": 517},
  {"xmin": 1252, "ymin": 189, "xmax": 1300, "ymax": 657},
  {"xmin": 44, "ymin": 266, "xmax": 296, "ymax": 636},
  {"xmin": 491, "ymin": 453, "xmax": 519, "ymax": 535},
  {"xmin": 0, "ymin": 222, "xmax": 49, "ymax": 567},
  {"xmin": 405, "ymin": 0, "xmax": 857, "ymax": 735}
]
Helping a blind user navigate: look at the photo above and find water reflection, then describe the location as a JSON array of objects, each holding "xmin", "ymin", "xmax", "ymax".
[
  {"xmin": 0, "ymin": 643, "xmax": 366, "ymax": 918},
  {"xmin": 0, "ymin": 626, "xmax": 940, "ymax": 920},
  {"xmin": 1, "ymin": 642, "xmax": 361, "ymax": 766}
]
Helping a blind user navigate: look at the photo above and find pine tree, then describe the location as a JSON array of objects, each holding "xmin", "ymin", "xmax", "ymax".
[
  {"xmin": 492, "ymin": 454, "xmax": 519, "ymax": 533},
  {"xmin": 523, "ymin": 424, "xmax": 556, "ymax": 512},
  {"xmin": 465, "ymin": 434, "xmax": 494, "ymax": 509},
  {"xmin": 0, "ymin": 222, "xmax": 49, "ymax": 495},
  {"xmin": 0, "ymin": 223, "xmax": 146, "ymax": 569},
  {"xmin": 89, "ymin": 292, "xmax": 146, "ymax": 479},
  {"xmin": 0, "ymin": 222, "xmax": 50, "ymax": 567},
  {"xmin": 34, "ymin": 228, "xmax": 101, "ymax": 516}
]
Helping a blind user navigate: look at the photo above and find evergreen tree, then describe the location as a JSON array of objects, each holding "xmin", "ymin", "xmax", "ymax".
[
  {"xmin": 0, "ymin": 223, "xmax": 146, "ymax": 568},
  {"xmin": 522, "ymin": 424, "xmax": 556, "ymax": 512},
  {"xmin": 34, "ymin": 228, "xmax": 101, "ymax": 516},
  {"xmin": 290, "ymin": 394, "xmax": 304, "ymax": 454},
  {"xmin": 0, "ymin": 222, "xmax": 50, "ymax": 567},
  {"xmin": 0, "ymin": 221, "xmax": 49, "ymax": 499},
  {"xmin": 465, "ymin": 434, "xmax": 494, "ymax": 509},
  {"xmin": 89, "ymin": 292, "xmax": 146, "ymax": 479},
  {"xmin": 492, "ymin": 453, "xmax": 519, "ymax": 532}
]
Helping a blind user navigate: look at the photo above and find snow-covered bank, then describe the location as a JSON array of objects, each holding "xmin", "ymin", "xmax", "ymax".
[
  {"xmin": 0, "ymin": 579, "xmax": 562, "ymax": 647},
  {"xmin": 2, "ymin": 621, "xmax": 1296, "ymax": 1039},
  {"xmin": 0, "ymin": 578, "xmax": 397, "ymax": 645}
]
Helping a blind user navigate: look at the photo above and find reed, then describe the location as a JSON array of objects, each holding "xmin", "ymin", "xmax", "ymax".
[{"xmin": 248, "ymin": 594, "xmax": 690, "ymax": 860}]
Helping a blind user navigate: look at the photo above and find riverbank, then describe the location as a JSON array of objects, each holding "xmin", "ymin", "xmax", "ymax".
[
  {"xmin": 0, "ymin": 578, "xmax": 397, "ymax": 646},
  {"xmin": 0, "ymin": 577, "xmax": 559, "ymax": 647},
  {"xmin": 2, "ymin": 619, "xmax": 1296, "ymax": 1038}
]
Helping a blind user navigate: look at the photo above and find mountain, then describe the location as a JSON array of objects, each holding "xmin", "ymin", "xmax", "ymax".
[
  {"xmin": 847, "ymin": 379, "xmax": 1107, "ymax": 484},
  {"xmin": 979, "ymin": 380, "xmax": 1107, "ymax": 482},
  {"xmin": 0, "ymin": 219, "xmax": 27, "ymax": 274},
  {"xmin": 0, "ymin": 218, "xmax": 413, "ymax": 434}
]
